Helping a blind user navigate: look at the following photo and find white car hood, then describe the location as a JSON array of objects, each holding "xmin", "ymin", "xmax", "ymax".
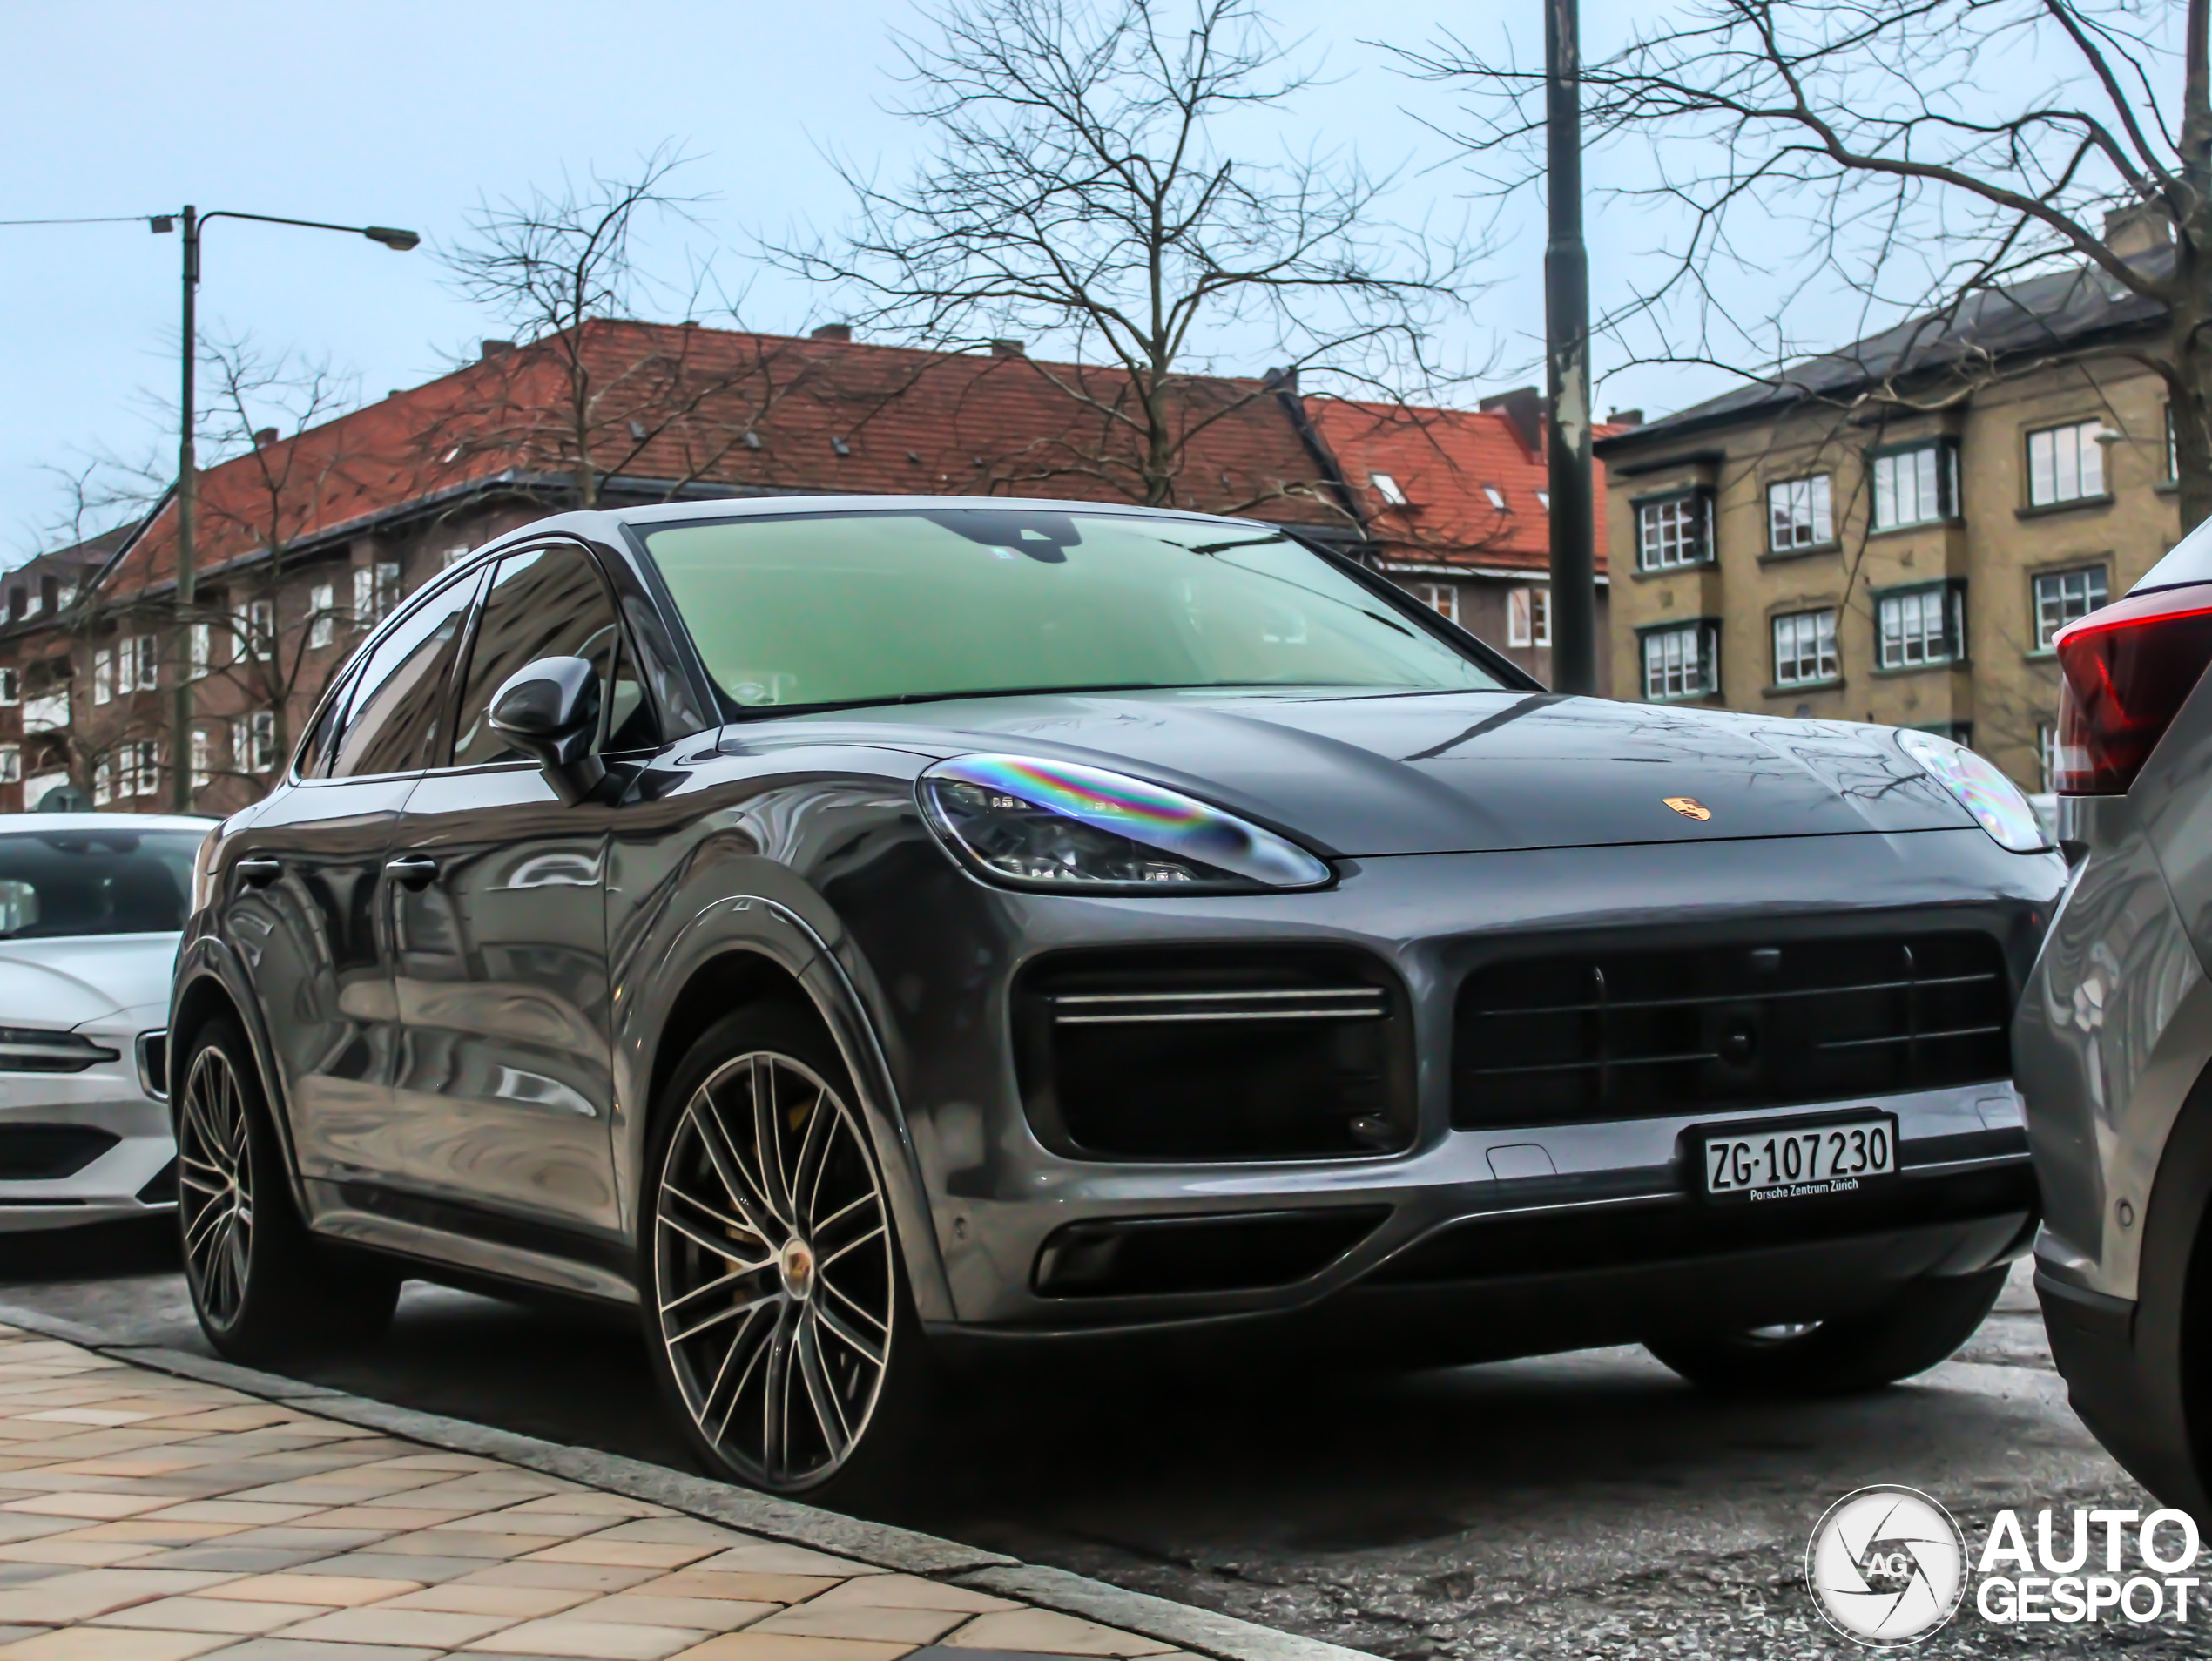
[{"xmin": 0, "ymin": 935, "xmax": 179, "ymax": 1030}]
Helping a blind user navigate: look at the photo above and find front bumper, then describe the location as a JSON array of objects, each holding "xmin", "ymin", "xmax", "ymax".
[
  {"xmin": 880, "ymin": 827, "xmax": 2061, "ymax": 1335},
  {"xmin": 0, "ymin": 1005, "xmax": 177, "ymax": 1232}
]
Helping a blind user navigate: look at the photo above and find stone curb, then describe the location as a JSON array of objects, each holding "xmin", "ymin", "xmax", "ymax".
[{"xmin": 0, "ymin": 1300, "xmax": 1379, "ymax": 1661}]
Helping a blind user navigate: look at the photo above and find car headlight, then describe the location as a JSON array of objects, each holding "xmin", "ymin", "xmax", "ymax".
[
  {"xmin": 920, "ymin": 754, "xmax": 1332, "ymax": 893},
  {"xmin": 1895, "ymin": 730, "xmax": 2048, "ymax": 853}
]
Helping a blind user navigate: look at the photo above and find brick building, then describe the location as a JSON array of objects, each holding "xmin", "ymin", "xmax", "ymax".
[
  {"xmin": 1596, "ymin": 213, "xmax": 2183, "ymax": 792},
  {"xmin": 2, "ymin": 321, "xmax": 1606, "ymax": 813}
]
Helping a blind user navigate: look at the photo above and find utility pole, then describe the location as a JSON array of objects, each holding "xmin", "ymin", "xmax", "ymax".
[
  {"xmin": 1544, "ymin": 0, "xmax": 1598, "ymax": 696},
  {"xmin": 170, "ymin": 207, "xmax": 199, "ymax": 812}
]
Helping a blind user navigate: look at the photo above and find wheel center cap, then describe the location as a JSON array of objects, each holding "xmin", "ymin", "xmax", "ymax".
[{"xmin": 779, "ymin": 1239, "xmax": 815, "ymax": 1301}]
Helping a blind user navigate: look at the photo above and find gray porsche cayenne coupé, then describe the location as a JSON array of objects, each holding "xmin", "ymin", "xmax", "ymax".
[{"xmin": 172, "ymin": 497, "xmax": 2063, "ymax": 1497}]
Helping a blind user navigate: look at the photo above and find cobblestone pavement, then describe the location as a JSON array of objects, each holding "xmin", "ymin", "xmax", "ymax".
[
  {"xmin": 0, "ymin": 1324, "xmax": 1206, "ymax": 1661},
  {"xmin": 1, "ymin": 1235, "xmax": 2186, "ymax": 1660}
]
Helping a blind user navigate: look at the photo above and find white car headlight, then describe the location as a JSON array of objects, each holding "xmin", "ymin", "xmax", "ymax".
[
  {"xmin": 921, "ymin": 754, "xmax": 1332, "ymax": 893},
  {"xmin": 1895, "ymin": 730, "xmax": 2049, "ymax": 853}
]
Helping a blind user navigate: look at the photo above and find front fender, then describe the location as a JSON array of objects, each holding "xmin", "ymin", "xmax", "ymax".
[
  {"xmin": 170, "ymin": 930, "xmax": 316, "ymax": 1220},
  {"xmin": 614, "ymin": 886, "xmax": 954, "ymax": 1325}
]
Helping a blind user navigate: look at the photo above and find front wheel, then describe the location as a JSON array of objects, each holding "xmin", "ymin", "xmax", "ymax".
[
  {"xmin": 641, "ymin": 1006, "xmax": 934, "ymax": 1502},
  {"xmin": 1644, "ymin": 1266, "xmax": 2009, "ymax": 1395},
  {"xmin": 176, "ymin": 1017, "xmax": 400, "ymax": 1360}
]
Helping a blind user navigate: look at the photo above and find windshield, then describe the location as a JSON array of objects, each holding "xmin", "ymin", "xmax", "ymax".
[
  {"xmin": 0, "ymin": 829, "xmax": 203, "ymax": 939},
  {"xmin": 643, "ymin": 509, "xmax": 1505, "ymax": 714}
]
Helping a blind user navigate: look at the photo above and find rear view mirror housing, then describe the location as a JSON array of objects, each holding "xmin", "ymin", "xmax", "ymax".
[{"xmin": 488, "ymin": 656, "xmax": 605, "ymax": 803}]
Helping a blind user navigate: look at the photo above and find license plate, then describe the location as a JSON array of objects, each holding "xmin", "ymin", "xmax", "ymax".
[{"xmin": 1702, "ymin": 1116, "xmax": 1896, "ymax": 1201}]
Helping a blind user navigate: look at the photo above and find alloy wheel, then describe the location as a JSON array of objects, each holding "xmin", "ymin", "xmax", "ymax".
[
  {"xmin": 178, "ymin": 1046, "xmax": 254, "ymax": 1328},
  {"xmin": 654, "ymin": 1050, "xmax": 895, "ymax": 1489}
]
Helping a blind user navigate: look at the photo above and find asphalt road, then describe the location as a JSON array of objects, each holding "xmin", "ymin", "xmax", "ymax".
[{"xmin": 0, "ymin": 1222, "xmax": 2175, "ymax": 1659}]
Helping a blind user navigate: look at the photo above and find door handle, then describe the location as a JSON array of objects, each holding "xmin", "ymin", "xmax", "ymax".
[
  {"xmin": 384, "ymin": 855, "xmax": 439, "ymax": 889},
  {"xmin": 233, "ymin": 857, "xmax": 281, "ymax": 888}
]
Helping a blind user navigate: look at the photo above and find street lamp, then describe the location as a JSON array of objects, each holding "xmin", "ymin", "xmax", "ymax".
[
  {"xmin": 1544, "ymin": 0, "xmax": 1597, "ymax": 697},
  {"xmin": 150, "ymin": 207, "xmax": 419, "ymax": 810}
]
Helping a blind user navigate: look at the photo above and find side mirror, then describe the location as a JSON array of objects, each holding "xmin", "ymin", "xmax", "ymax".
[{"xmin": 488, "ymin": 656, "xmax": 604, "ymax": 803}]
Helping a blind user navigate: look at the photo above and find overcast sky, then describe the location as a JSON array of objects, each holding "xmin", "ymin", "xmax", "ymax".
[{"xmin": 2, "ymin": 0, "xmax": 1722, "ymax": 565}]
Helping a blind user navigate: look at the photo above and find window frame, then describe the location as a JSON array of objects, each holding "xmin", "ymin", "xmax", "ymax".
[
  {"xmin": 1868, "ymin": 439, "xmax": 1960, "ymax": 531},
  {"xmin": 1634, "ymin": 490, "xmax": 1713, "ymax": 572},
  {"xmin": 1406, "ymin": 582, "xmax": 1459, "ymax": 625},
  {"xmin": 2031, "ymin": 564, "xmax": 2108, "ymax": 651},
  {"xmin": 1507, "ymin": 585, "xmax": 1550, "ymax": 648},
  {"xmin": 1638, "ymin": 618, "xmax": 1720, "ymax": 702},
  {"xmin": 1765, "ymin": 475, "xmax": 1834, "ymax": 553},
  {"xmin": 1770, "ymin": 607, "xmax": 1839, "ymax": 688},
  {"xmin": 1874, "ymin": 579, "xmax": 1968, "ymax": 670},
  {"xmin": 2026, "ymin": 419, "xmax": 2109, "ymax": 508}
]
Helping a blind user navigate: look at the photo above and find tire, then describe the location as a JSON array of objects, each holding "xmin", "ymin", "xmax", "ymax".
[
  {"xmin": 1644, "ymin": 1266, "xmax": 2009, "ymax": 1396},
  {"xmin": 175, "ymin": 1016, "xmax": 400, "ymax": 1361},
  {"xmin": 641, "ymin": 1004, "xmax": 934, "ymax": 1504}
]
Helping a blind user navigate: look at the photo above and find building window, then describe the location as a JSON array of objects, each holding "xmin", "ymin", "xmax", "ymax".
[
  {"xmin": 309, "ymin": 583, "xmax": 335, "ymax": 650},
  {"xmin": 0, "ymin": 667, "xmax": 15, "ymax": 706},
  {"xmin": 2168, "ymin": 404, "xmax": 2179, "ymax": 482},
  {"xmin": 1637, "ymin": 493, "xmax": 1710, "ymax": 571},
  {"xmin": 1767, "ymin": 476, "xmax": 1833, "ymax": 551},
  {"xmin": 232, "ymin": 598, "xmax": 274, "ymax": 663},
  {"xmin": 189, "ymin": 623, "xmax": 211, "ymax": 680},
  {"xmin": 1508, "ymin": 585, "xmax": 1550, "ymax": 648},
  {"xmin": 1878, "ymin": 583, "xmax": 1966, "ymax": 668},
  {"xmin": 233, "ymin": 712, "xmax": 278, "ymax": 775},
  {"xmin": 1772, "ymin": 609, "xmax": 1838, "ymax": 686},
  {"xmin": 93, "ymin": 647, "xmax": 112, "ymax": 706},
  {"xmin": 1642, "ymin": 621, "xmax": 1718, "ymax": 700},
  {"xmin": 108, "ymin": 741, "xmax": 159, "ymax": 800},
  {"xmin": 2039, "ymin": 722, "xmax": 2059, "ymax": 793},
  {"xmin": 2033, "ymin": 565, "xmax": 2108, "ymax": 649},
  {"xmin": 124, "ymin": 635, "xmax": 158, "ymax": 692},
  {"xmin": 355, "ymin": 560, "xmax": 402, "ymax": 625},
  {"xmin": 1481, "ymin": 484, "xmax": 1507, "ymax": 510},
  {"xmin": 0, "ymin": 745, "xmax": 17, "ymax": 786},
  {"xmin": 191, "ymin": 730, "xmax": 211, "ymax": 791},
  {"xmin": 1370, "ymin": 472, "xmax": 1408, "ymax": 506},
  {"xmin": 2027, "ymin": 420, "xmax": 2108, "ymax": 506},
  {"xmin": 1408, "ymin": 583, "xmax": 1458, "ymax": 623},
  {"xmin": 1871, "ymin": 442, "xmax": 1958, "ymax": 530},
  {"xmin": 442, "ymin": 545, "xmax": 473, "ymax": 569}
]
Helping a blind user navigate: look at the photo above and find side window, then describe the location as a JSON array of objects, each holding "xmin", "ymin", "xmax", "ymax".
[
  {"xmin": 327, "ymin": 576, "xmax": 478, "ymax": 779},
  {"xmin": 453, "ymin": 545, "xmax": 651, "ymax": 768}
]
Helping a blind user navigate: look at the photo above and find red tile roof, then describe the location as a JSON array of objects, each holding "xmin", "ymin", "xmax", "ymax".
[
  {"xmin": 103, "ymin": 321, "xmax": 1350, "ymax": 595},
  {"xmin": 1308, "ymin": 397, "xmax": 1612, "ymax": 575}
]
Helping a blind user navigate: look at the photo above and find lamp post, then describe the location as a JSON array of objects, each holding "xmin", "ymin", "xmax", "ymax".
[
  {"xmin": 1544, "ymin": 0, "xmax": 1597, "ymax": 697},
  {"xmin": 153, "ymin": 209, "xmax": 419, "ymax": 811}
]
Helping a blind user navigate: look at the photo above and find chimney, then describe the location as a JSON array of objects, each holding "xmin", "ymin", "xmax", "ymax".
[
  {"xmin": 1605, "ymin": 408, "xmax": 1644, "ymax": 429},
  {"xmin": 253, "ymin": 427, "xmax": 279, "ymax": 449},
  {"xmin": 2105, "ymin": 201, "xmax": 2173, "ymax": 260},
  {"xmin": 811, "ymin": 323, "xmax": 853, "ymax": 342},
  {"xmin": 1480, "ymin": 386, "xmax": 1545, "ymax": 458},
  {"xmin": 479, "ymin": 340, "xmax": 514, "ymax": 359},
  {"xmin": 989, "ymin": 339, "xmax": 1025, "ymax": 358}
]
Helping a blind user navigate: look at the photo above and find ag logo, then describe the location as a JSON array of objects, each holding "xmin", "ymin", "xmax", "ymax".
[
  {"xmin": 1806, "ymin": 1486, "xmax": 1966, "ymax": 1645},
  {"xmin": 1662, "ymin": 796, "xmax": 1712, "ymax": 820}
]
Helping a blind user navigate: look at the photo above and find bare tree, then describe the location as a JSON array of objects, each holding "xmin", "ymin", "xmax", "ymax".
[
  {"xmin": 1406, "ymin": 0, "xmax": 2210, "ymax": 528},
  {"xmin": 779, "ymin": 0, "xmax": 1475, "ymax": 509},
  {"xmin": 438, "ymin": 145, "xmax": 809, "ymax": 509}
]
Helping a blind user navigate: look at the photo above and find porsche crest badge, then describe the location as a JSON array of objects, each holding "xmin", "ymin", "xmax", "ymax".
[{"xmin": 1663, "ymin": 797, "xmax": 1712, "ymax": 820}]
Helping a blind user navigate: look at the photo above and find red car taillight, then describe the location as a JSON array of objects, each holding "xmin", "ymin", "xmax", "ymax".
[{"xmin": 2054, "ymin": 582, "xmax": 2212, "ymax": 794}]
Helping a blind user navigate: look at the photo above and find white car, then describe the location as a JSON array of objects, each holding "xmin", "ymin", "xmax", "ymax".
[{"xmin": 0, "ymin": 813, "xmax": 212, "ymax": 1230}]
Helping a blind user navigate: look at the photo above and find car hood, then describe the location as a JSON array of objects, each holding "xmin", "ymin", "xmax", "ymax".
[
  {"xmin": 0, "ymin": 934, "xmax": 180, "ymax": 1030},
  {"xmin": 748, "ymin": 689, "xmax": 1979, "ymax": 856}
]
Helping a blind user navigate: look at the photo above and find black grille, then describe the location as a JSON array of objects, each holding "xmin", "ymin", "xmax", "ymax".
[
  {"xmin": 1454, "ymin": 932, "xmax": 2011, "ymax": 1128},
  {"xmin": 1034, "ymin": 1208, "xmax": 1391, "ymax": 1297},
  {"xmin": 0, "ymin": 1126, "xmax": 120, "ymax": 1180},
  {"xmin": 1015, "ymin": 949, "xmax": 1413, "ymax": 1160}
]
